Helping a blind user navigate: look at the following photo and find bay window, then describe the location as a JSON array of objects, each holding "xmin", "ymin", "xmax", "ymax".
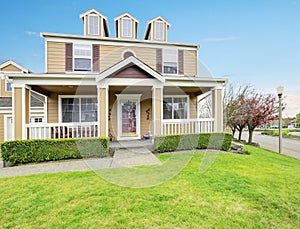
[{"xmin": 163, "ymin": 96, "xmax": 189, "ymax": 119}]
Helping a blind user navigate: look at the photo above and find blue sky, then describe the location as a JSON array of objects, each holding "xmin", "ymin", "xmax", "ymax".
[{"xmin": 1, "ymin": 0, "xmax": 300, "ymax": 117}]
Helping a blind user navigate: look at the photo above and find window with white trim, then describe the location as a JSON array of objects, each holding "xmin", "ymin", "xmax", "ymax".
[
  {"xmin": 163, "ymin": 49, "xmax": 178, "ymax": 74},
  {"xmin": 30, "ymin": 117, "xmax": 44, "ymax": 123},
  {"xmin": 122, "ymin": 18, "xmax": 132, "ymax": 37},
  {"xmin": 5, "ymin": 81, "xmax": 12, "ymax": 92},
  {"xmin": 74, "ymin": 44, "xmax": 92, "ymax": 72},
  {"xmin": 163, "ymin": 96, "xmax": 189, "ymax": 119},
  {"xmin": 61, "ymin": 97, "xmax": 97, "ymax": 123},
  {"xmin": 88, "ymin": 15, "xmax": 99, "ymax": 35},
  {"xmin": 155, "ymin": 21, "xmax": 164, "ymax": 40}
]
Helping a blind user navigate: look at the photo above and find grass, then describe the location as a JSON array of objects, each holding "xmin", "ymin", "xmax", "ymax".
[{"xmin": 0, "ymin": 146, "xmax": 300, "ymax": 228}]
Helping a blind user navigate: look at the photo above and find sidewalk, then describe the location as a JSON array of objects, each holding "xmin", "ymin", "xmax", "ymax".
[{"xmin": 0, "ymin": 146, "xmax": 161, "ymax": 178}]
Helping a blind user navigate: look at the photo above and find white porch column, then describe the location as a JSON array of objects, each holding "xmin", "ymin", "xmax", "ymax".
[
  {"xmin": 212, "ymin": 85, "xmax": 224, "ymax": 132},
  {"xmin": 98, "ymin": 86, "xmax": 108, "ymax": 137},
  {"xmin": 152, "ymin": 86, "xmax": 163, "ymax": 136},
  {"xmin": 13, "ymin": 86, "xmax": 30, "ymax": 140}
]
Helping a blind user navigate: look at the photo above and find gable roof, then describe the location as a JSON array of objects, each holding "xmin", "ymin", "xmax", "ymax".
[
  {"xmin": 114, "ymin": 12, "xmax": 139, "ymax": 23},
  {"xmin": 80, "ymin": 8, "xmax": 108, "ymax": 20},
  {"xmin": 96, "ymin": 56, "xmax": 164, "ymax": 82},
  {"xmin": 0, "ymin": 60, "xmax": 31, "ymax": 73}
]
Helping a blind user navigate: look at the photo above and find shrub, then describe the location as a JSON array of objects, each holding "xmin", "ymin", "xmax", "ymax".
[
  {"xmin": 0, "ymin": 137, "xmax": 110, "ymax": 165},
  {"xmin": 154, "ymin": 133, "xmax": 233, "ymax": 153}
]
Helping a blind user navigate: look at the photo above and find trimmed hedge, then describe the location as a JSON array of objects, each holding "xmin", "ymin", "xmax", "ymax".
[
  {"xmin": 0, "ymin": 137, "xmax": 110, "ymax": 165},
  {"xmin": 154, "ymin": 133, "xmax": 233, "ymax": 153}
]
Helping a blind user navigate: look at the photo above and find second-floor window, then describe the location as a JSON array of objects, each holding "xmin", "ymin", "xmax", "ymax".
[
  {"xmin": 163, "ymin": 49, "xmax": 178, "ymax": 74},
  {"xmin": 88, "ymin": 15, "xmax": 99, "ymax": 35},
  {"xmin": 155, "ymin": 21, "xmax": 164, "ymax": 40},
  {"xmin": 74, "ymin": 44, "xmax": 92, "ymax": 72},
  {"xmin": 122, "ymin": 18, "xmax": 132, "ymax": 37}
]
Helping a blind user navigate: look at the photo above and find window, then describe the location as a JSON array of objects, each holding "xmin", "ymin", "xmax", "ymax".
[
  {"xmin": 163, "ymin": 49, "xmax": 178, "ymax": 74},
  {"xmin": 74, "ymin": 44, "xmax": 92, "ymax": 72},
  {"xmin": 30, "ymin": 117, "xmax": 44, "ymax": 123},
  {"xmin": 155, "ymin": 21, "xmax": 164, "ymax": 40},
  {"xmin": 88, "ymin": 15, "xmax": 99, "ymax": 35},
  {"xmin": 122, "ymin": 18, "xmax": 132, "ymax": 37},
  {"xmin": 61, "ymin": 97, "xmax": 97, "ymax": 123},
  {"xmin": 163, "ymin": 96, "xmax": 188, "ymax": 119},
  {"xmin": 5, "ymin": 81, "xmax": 12, "ymax": 92},
  {"xmin": 122, "ymin": 50, "xmax": 135, "ymax": 59}
]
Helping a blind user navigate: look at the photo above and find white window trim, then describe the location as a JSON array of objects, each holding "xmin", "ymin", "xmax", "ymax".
[
  {"xmin": 58, "ymin": 95, "xmax": 97, "ymax": 123},
  {"xmin": 155, "ymin": 21, "xmax": 164, "ymax": 40},
  {"xmin": 121, "ymin": 49, "xmax": 136, "ymax": 59},
  {"xmin": 88, "ymin": 15, "xmax": 99, "ymax": 36},
  {"xmin": 5, "ymin": 81, "xmax": 12, "ymax": 92},
  {"xmin": 163, "ymin": 95, "xmax": 190, "ymax": 120},
  {"xmin": 73, "ymin": 43, "xmax": 92, "ymax": 72},
  {"xmin": 163, "ymin": 48, "xmax": 178, "ymax": 75},
  {"xmin": 122, "ymin": 18, "xmax": 132, "ymax": 38}
]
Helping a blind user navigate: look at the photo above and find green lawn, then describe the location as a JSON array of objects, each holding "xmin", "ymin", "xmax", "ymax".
[{"xmin": 1, "ymin": 146, "xmax": 299, "ymax": 228}]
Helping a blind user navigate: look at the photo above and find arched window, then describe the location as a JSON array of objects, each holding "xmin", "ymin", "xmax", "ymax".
[{"xmin": 122, "ymin": 50, "xmax": 136, "ymax": 59}]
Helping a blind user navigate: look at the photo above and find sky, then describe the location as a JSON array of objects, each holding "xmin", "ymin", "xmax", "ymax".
[{"xmin": 1, "ymin": 0, "xmax": 299, "ymax": 117}]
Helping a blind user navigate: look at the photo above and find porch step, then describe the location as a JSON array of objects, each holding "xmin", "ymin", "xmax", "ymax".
[{"xmin": 110, "ymin": 139, "xmax": 153, "ymax": 151}]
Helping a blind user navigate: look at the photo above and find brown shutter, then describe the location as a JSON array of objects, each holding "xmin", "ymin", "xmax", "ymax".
[
  {"xmin": 65, "ymin": 43, "xmax": 73, "ymax": 72},
  {"xmin": 92, "ymin": 44, "xmax": 100, "ymax": 73},
  {"xmin": 156, "ymin": 48, "xmax": 162, "ymax": 74},
  {"xmin": 178, "ymin": 49, "xmax": 184, "ymax": 75}
]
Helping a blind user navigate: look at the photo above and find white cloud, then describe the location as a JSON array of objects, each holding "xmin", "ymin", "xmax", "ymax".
[
  {"xmin": 25, "ymin": 31, "xmax": 37, "ymax": 35},
  {"xmin": 200, "ymin": 36, "xmax": 239, "ymax": 42}
]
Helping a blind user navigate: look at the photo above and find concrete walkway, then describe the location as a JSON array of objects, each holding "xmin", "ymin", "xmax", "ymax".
[{"xmin": 0, "ymin": 145, "xmax": 161, "ymax": 178}]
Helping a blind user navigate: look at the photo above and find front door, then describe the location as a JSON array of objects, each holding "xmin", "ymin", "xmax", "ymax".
[{"xmin": 117, "ymin": 95, "xmax": 141, "ymax": 140}]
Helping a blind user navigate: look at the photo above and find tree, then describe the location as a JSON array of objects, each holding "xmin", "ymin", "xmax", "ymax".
[
  {"xmin": 296, "ymin": 112, "xmax": 300, "ymax": 125},
  {"xmin": 245, "ymin": 93, "xmax": 279, "ymax": 143}
]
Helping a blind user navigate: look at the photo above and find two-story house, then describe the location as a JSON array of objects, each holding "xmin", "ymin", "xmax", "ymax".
[{"xmin": 2, "ymin": 9, "xmax": 227, "ymax": 141}]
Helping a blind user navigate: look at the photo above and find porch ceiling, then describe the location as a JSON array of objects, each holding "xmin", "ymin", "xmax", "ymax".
[
  {"xmin": 31, "ymin": 85, "xmax": 97, "ymax": 96},
  {"xmin": 164, "ymin": 86, "xmax": 212, "ymax": 95}
]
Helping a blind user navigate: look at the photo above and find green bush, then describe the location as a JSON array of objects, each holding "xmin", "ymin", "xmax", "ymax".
[
  {"xmin": 0, "ymin": 137, "xmax": 110, "ymax": 165},
  {"xmin": 154, "ymin": 133, "xmax": 233, "ymax": 153}
]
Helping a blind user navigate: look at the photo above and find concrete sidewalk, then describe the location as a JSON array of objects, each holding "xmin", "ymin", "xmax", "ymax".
[{"xmin": 0, "ymin": 146, "xmax": 161, "ymax": 179}]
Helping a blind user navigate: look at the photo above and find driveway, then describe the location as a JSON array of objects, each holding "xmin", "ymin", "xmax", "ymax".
[{"xmin": 237, "ymin": 131, "xmax": 300, "ymax": 160}]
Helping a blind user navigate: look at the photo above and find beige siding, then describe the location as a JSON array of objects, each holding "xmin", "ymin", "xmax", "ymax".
[
  {"xmin": 0, "ymin": 113, "xmax": 9, "ymax": 142},
  {"xmin": 184, "ymin": 50, "xmax": 197, "ymax": 76},
  {"xmin": 140, "ymin": 98, "xmax": 152, "ymax": 137},
  {"xmin": 99, "ymin": 88, "xmax": 107, "ymax": 137},
  {"xmin": 14, "ymin": 88, "xmax": 22, "ymax": 140},
  {"xmin": 0, "ymin": 79, "xmax": 12, "ymax": 97},
  {"xmin": 189, "ymin": 94, "xmax": 197, "ymax": 119},
  {"xmin": 0, "ymin": 64, "xmax": 21, "ymax": 72},
  {"xmin": 109, "ymin": 92, "xmax": 117, "ymax": 139},
  {"xmin": 47, "ymin": 93, "xmax": 58, "ymax": 123},
  {"xmin": 154, "ymin": 88, "xmax": 162, "ymax": 135},
  {"xmin": 100, "ymin": 45, "xmax": 156, "ymax": 72},
  {"xmin": 47, "ymin": 42, "xmax": 66, "ymax": 73}
]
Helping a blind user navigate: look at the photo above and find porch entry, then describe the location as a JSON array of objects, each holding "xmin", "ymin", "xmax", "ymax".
[{"xmin": 117, "ymin": 94, "xmax": 141, "ymax": 140}]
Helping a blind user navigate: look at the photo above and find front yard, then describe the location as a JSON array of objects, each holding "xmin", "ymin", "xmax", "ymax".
[{"xmin": 0, "ymin": 145, "xmax": 299, "ymax": 228}]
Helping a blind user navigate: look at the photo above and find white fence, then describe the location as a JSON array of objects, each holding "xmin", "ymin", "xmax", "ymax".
[
  {"xmin": 26, "ymin": 122, "xmax": 98, "ymax": 140},
  {"xmin": 162, "ymin": 118, "xmax": 214, "ymax": 135}
]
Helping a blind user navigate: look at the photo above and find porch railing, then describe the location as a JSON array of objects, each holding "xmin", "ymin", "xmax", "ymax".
[
  {"xmin": 162, "ymin": 118, "xmax": 214, "ymax": 135},
  {"xmin": 26, "ymin": 122, "xmax": 98, "ymax": 140}
]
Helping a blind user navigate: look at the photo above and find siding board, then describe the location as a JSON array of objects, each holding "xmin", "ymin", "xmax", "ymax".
[
  {"xmin": 184, "ymin": 50, "xmax": 197, "ymax": 76},
  {"xmin": 156, "ymin": 48, "xmax": 162, "ymax": 74},
  {"xmin": 47, "ymin": 42, "xmax": 66, "ymax": 73}
]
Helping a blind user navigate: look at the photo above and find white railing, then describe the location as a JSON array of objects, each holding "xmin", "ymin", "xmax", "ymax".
[
  {"xmin": 162, "ymin": 118, "xmax": 214, "ymax": 135},
  {"xmin": 26, "ymin": 122, "xmax": 98, "ymax": 140}
]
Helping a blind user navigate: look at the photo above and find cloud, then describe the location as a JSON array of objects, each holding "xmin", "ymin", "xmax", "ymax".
[
  {"xmin": 25, "ymin": 31, "xmax": 37, "ymax": 36},
  {"xmin": 200, "ymin": 36, "xmax": 239, "ymax": 42}
]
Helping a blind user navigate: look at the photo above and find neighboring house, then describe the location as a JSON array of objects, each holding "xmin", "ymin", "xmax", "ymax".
[{"xmin": 2, "ymin": 9, "xmax": 227, "ymax": 142}]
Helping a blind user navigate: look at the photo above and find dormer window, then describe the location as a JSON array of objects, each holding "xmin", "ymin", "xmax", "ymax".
[
  {"xmin": 122, "ymin": 18, "xmax": 132, "ymax": 37},
  {"xmin": 155, "ymin": 21, "xmax": 164, "ymax": 40},
  {"xmin": 88, "ymin": 15, "xmax": 99, "ymax": 35}
]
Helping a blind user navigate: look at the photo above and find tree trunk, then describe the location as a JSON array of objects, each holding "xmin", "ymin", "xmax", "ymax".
[
  {"xmin": 232, "ymin": 127, "xmax": 236, "ymax": 137},
  {"xmin": 248, "ymin": 128, "xmax": 254, "ymax": 144},
  {"xmin": 238, "ymin": 129, "xmax": 243, "ymax": 141}
]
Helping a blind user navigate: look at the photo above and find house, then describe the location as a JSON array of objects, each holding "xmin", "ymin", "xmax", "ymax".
[{"xmin": 1, "ymin": 9, "xmax": 227, "ymax": 142}]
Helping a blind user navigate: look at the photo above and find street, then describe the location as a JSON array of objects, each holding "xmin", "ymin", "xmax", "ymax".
[{"xmin": 236, "ymin": 131, "xmax": 300, "ymax": 160}]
